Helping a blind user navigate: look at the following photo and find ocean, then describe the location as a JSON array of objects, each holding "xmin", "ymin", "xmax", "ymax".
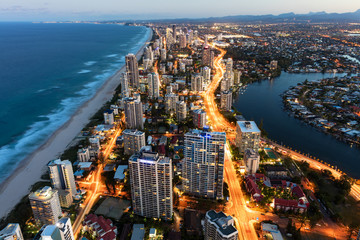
[{"xmin": 0, "ymin": 22, "xmax": 150, "ymax": 182}]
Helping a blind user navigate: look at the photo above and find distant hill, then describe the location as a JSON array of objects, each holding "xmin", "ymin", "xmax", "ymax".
[{"xmin": 136, "ymin": 9, "xmax": 360, "ymax": 23}]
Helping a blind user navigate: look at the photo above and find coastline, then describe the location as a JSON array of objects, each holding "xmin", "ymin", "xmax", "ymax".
[{"xmin": 0, "ymin": 26, "xmax": 153, "ymax": 219}]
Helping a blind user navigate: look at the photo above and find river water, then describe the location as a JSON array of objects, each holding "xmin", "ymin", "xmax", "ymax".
[{"xmin": 234, "ymin": 72, "xmax": 360, "ymax": 179}]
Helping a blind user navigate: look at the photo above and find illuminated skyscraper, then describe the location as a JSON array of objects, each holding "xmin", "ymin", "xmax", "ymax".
[
  {"xmin": 124, "ymin": 97, "xmax": 143, "ymax": 130},
  {"xmin": 204, "ymin": 210, "xmax": 238, "ymax": 240},
  {"xmin": 176, "ymin": 101, "xmax": 187, "ymax": 122},
  {"xmin": 0, "ymin": 224, "xmax": 24, "ymax": 240},
  {"xmin": 48, "ymin": 159, "xmax": 77, "ymax": 197},
  {"xmin": 182, "ymin": 130, "xmax": 226, "ymax": 199},
  {"xmin": 125, "ymin": 54, "xmax": 139, "ymax": 88},
  {"xmin": 36, "ymin": 218, "xmax": 75, "ymax": 240},
  {"xmin": 172, "ymin": 24, "xmax": 177, "ymax": 42},
  {"xmin": 103, "ymin": 109, "xmax": 114, "ymax": 125},
  {"xmin": 235, "ymin": 121, "xmax": 261, "ymax": 153},
  {"xmin": 123, "ymin": 129, "xmax": 146, "ymax": 155},
  {"xmin": 179, "ymin": 34, "xmax": 187, "ymax": 48},
  {"xmin": 220, "ymin": 91, "xmax": 232, "ymax": 111},
  {"xmin": 29, "ymin": 186, "xmax": 62, "ymax": 225},
  {"xmin": 129, "ymin": 151, "xmax": 173, "ymax": 220},
  {"xmin": 191, "ymin": 73, "xmax": 204, "ymax": 92},
  {"xmin": 244, "ymin": 148, "xmax": 260, "ymax": 175},
  {"xmin": 165, "ymin": 93, "xmax": 179, "ymax": 113},
  {"xmin": 120, "ymin": 73, "xmax": 129, "ymax": 98},
  {"xmin": 148, "ymin": 72, "xmax": 160, "ymax": 99},
  {"xmin": 202, "ymin": 46, "xmax": 214, "ymax": 68},
  {"xmin": 192, "ymin": 109, "xmax": 207, "ymax": 129}
]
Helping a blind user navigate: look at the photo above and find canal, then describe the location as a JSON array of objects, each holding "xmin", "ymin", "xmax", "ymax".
[{"xmin": 234, "ymin": 71, "xmax": 360, "ymax": 178}]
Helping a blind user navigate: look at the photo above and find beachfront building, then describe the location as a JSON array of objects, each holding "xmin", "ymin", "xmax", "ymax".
[
  {"xmin": 37, "ymin": 218, "xmax": 75, "ymax": 240},
  {"xmin": 244, "ymin": 148, "xmax": 260, "ymax": 175},
  {"xmin": 29, "ymin": 186, "xmax": 62, "ymax": 225},
  {"xmin": 128, "ymin": 150, "xmax": 173, "ymax": 221},
  {"xmin": 165, "ymin": 93, "xmax": 179, "ymax": 113},
  {"xmin": 123, "ymin": 129, "xmax": 146, "ymax": 155},
  {"xmin": 120, "ymin": 72, "xmax": 129, "ymax": 98},
  {"xmin": 182, "ymin": 130, "xmax": 226, "ymax": 199},
  {"xmin": 125, "ymin": 53, "xmax": 139, "ymax": 88},
  {"xmin": 48, "ymin": 159, "xmax": 77, "ymax": 197},
  {"xmin": 0, "ymin": 224, "xmax": 24, "ymax": 240},
  {"xmin": 235, "ymin": 121, "xmax": 261, "ymax": 153},
  {"xmin": 176, "ymin": 101, "xmax": 187, "ymax": 122},
  {"xmin": 103, "ymin": 109, "xmax": 114, "ymax": 125},
  {"xmin": 148, "ymin": 72, "xmax": 160, "ymax": 99},
  {"xmin": 193, "ymin": 109, "xmax": 207, "ymax": 129},
  {"xmin": 77, "ymin": 148, "xmax": 90, "ymax": 162},
  {"xmin": 124, "ymin": 97, "xmax": 143, "ymax": 130},
  {"xmin": 204, "ymin": 210, "xmax": 238, "ymax": 240},
  {"xmin": 57, "ymin": 189, "xmax": 73, "ymax": 208},
  {"xmin": 220, "ymin": 91, "xmax": 232, "ymax": 111},
  {"xmin": 89, "ymin": 137, "xmax": 100, "ymax": 157}
]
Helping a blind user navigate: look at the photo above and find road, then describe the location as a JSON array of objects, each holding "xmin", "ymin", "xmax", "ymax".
[
  {"xmin": 200, "ymin": 39, "xmax": 353, "ymax": 240},
  {"xmin": 266, "ymin": 138, "xmax": 360, "ymax": 201},
  {"xmin": 200, "ymin": 39, "xmax": 258, "ymax": 240},
  {"xmin": 72, "ymin": 124, "xmax": 123, "ymax": 238}
]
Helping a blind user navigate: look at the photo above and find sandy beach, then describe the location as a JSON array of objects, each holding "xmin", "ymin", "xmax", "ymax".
[{"xmin": 0, "ymin": 27, "xmax": 152, "ymax": 219}]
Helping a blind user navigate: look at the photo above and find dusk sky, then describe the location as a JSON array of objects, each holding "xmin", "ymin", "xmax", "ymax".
[{"xmin": 0, "ymin": 0, "xmax": 359, "ymax": 21}]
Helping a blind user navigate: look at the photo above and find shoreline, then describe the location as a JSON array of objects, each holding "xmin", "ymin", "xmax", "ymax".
[
  {"xmin": 233, "ymin": 71, "xmax": 360, "ymax": 179},
  {"xmin": 0, "ymin": 26, "xmax": 152, "ymax": 219}
]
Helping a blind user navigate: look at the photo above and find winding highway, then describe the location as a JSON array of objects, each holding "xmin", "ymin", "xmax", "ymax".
[{"xmin": 201, "ymin": 39, "xmax": 258, "ymax": 240}]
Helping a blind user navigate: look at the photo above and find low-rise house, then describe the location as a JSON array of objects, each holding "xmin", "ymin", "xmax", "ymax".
[
  {"xmin": 114, "ymin": 165, "xmax": 128, "ymax": 182},
  {"xmin": 261, "ymin": 223, "xmax": 284, "ymax": 240},
  {"xmin": 244, "ymin": 177, "xmax": 263, "ymax": 202},
  {"xmin": 131, "ymin": 224, "xmax": 145, "ymax": 240},
  {"xmin": 83, "ymin": 214, "xmax": 117, "ymax": 240},
  {"xmin": 273, "ymin": 198, "xmax": 307, "ymax": 213}
]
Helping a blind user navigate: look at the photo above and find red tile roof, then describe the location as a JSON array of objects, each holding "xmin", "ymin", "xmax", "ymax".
[
  {"xmin": 84, "ymin": 214, "xmax": 116, "ymax": 240},
  {"xmin": 274, "ymin": 198, "xmax": 299, "ymax": 208},
  {"xmin": 292, "ymin": 186, "xmax": 305, "ymax": 199}
]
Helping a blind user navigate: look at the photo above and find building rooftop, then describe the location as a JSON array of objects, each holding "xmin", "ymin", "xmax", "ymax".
[
  {"xmin": 186, "ymin": 129, "xmax": 226, "ymax": 139},
  {"xmin": 206, "ymin": 210, "xmax": 237, "ymax": 237},
  {"xmin": 123, "ymin": 129, "xmax": 144, "ymax": 136},
  {"xmin": 261, "ymin": 223, "xmax": 284, "ymax": 240},
  {"xmin": 129, "ymin": 151, "xmax": 171, "ymax": 165},
  {"xmin": 236, "ymin": 121, "xmax": 261, "ymax": 133},
  {"xmin": 0, "ymin": 224, "xmax": 21, "ymax": 239},
  {"xmin": 114, "ymin": 165, "xmax": 128, "ymax": 180},
  {"xmin": 48, "ymin": 158, "xmax": 71, "ymax": 167},
  {"xmin": 104, "ymin": 109, "xmax": 114, "ymax": 114},
  {"xmin": 78, "ymin": 162, "xmax": 92, "ymax": 169},
  {"xmin": 29, "ymin": 186, "xmax": 57, "ymax": 201},
  {"xmin": 192, "ymin": 109, "xmax": 206, "ymax": 114},
  {"xmin": 131, "ymin": 224, "xmax": 145, "ymax": 240},
  {"xmin": 104, "ymin": 163, "xmax": 116, "ymax": 172},
  {"xmin": 84, "ymin": 214, "xmax": 116, "ymax": 238},
  {"xmin": 244, "ymin": 148, "xmax": 259, "ymax": 157}
]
